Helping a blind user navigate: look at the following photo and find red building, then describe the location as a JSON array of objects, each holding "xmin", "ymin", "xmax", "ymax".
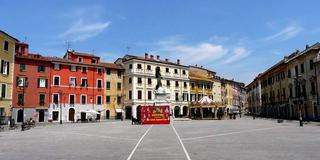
[
  {"xmin": 12, "ymin": 43, "xmax": 52, "ymax": 123},
  {"xmin": 48, "ymin": 50, "xmax": 105, "ymax": 122}
]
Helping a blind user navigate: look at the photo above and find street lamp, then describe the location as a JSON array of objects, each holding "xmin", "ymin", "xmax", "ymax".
[{"xmin": 293, "ymin": 75, "xmax": 303, "ymax": 127}]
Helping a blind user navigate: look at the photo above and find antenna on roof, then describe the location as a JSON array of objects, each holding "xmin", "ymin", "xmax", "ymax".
[
  {"xmin": 92, "ymin": 49, "xmax": 95, "ymax": 54},
  {"xmin": 126, "ymin": 46, "xmax": 131, "ymax": 54},
  {"xmin": 24, "ymin": 36, "xmax": 27, "ymax": 43},
  {"xmin": 65, "ymin": 41, "xmax": 71, "ymax": 51}
]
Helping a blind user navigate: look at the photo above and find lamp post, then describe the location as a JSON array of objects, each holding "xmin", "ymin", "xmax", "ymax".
[{"xmin": 293, "ymin": 75, "xmax": 303, "ymax": 127}]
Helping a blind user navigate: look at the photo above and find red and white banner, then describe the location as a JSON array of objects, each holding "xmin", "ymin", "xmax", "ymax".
[{"xmin": 140, "ymin": 105, "xmax": 170, "ymax": 124}]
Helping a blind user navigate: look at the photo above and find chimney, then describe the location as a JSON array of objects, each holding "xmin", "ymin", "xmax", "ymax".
[
  {"xmin": 150, "ymin": 55, "xmax": 154, "ymax": 59},
  {"xmin": 156, "ymin": 55, "xmax": 160, "ymax": 60},
  {"xmin": 177, "ymin": 59, "xmax": 180, "ymax": 64},
  {"xmin": 145, "ymin": 53, "xmax": 149, "ymax": 59},
  {"xmin": 165, "ymin": 58, "xmax": 169, "ymax": 62},
  {"xmin": 306, "ymin": 45, "xmax": 309, "ymax": 49}
]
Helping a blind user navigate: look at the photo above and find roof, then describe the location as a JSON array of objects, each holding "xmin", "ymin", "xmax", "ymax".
[
  {"xmin": 189, "ymin": 65, "xmax": 216, "ymax": 75},
  {"xmin": 15, "ymin": 53, "xmax": 52, "ymax": 62},
  {"xmin": 65, "ymin": 50, "xmax": 100, "ymax": 58},
  {"xmin": 50, "ymin": 56, "xmax": 105, "ymax": 67},
  {"xmin": 0, "ymin": 30, "xmax": 19, "ymax": 42},
  {"xmin": 101, "ymin": 62, "xmax": 124, "ymax": 70},
  {"xmin": 120, "ymin": 54, "xmax": 188, "ymax": 68}
]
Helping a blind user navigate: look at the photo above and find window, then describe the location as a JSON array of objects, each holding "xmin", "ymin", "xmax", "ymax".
[
  {"xmin": 106, "ymin": 81, "xmax": 110, "ymax": 90},
  {"xmin": 81, "ymin": 95, "xmax": 87, "ymax": 104},
  {"xmin": 311, "ymin": 82, "xmax": 316, "ymax": 95},
  {"xmin": 39, "ymin": 94, "xmax": 45, "ymax": 106},
  {"xmin": 18, "ymin": 93, "xmax": 24, "ymax": 105},
  {"xmin": 81, "ymin": 78, "xmax": 88, "ymax": 87},
  {"xmin": 138, "ymin": 90, "xmax": 142, "ymax": 100},
  {"xmin": 53, "ymin": 76, "xmax": 60, "ymax": 86},
  {"xmin": 287, "ymin": 69, "xmax": 291, "ymax": 78},
  {"xmin": 183, "ymin": 93, "xmax": 188, "ymax": 101},
  {"xmin": 129, "ymin": 90, "xmax": 132, "ymax": 100},
  {"xmin": 91, "ymin": 59, "xmax": 97, "ymax": 64},
  {"xmin": 174, "ymin": 69, "xmax": 178, "ymax": 74},
  {"xmin": 38, "ymin": 66, "xmax": 45, "ymax": 72},
  {"xmin": 166, "ymin": 68, "xmax": 169, "ymax": 73},
  {"xmin": 1, "ymin": 84, "xmax": 6, "ymax": 98},
  {"xmin": 106, "ymin": 96, "xmax": 110, "ymax": 103},
  {"xmin": 106, "ymin": 68, "xmax": 111, "ymax": 75},
  {"xmin": 53, "ymin": 94, "xmax": 59, "ymax": 104},
  {"xmin": 69, "ymin": 95, "xmax": 75, "ymax": 104},
  {"xmin": 191, "ymin": 83, "xmax": 195, "ymax": 89},
  {"xmin": 1, "ymin": 60, "xmax": 9, "ymax": 75},
  {"xmin": 54, "ymin": 64, "xmax": 60, "ymax": 70},
  {"xmin": 17, "ymin": 77, "xmax": 27, "ymax": 87},
  {"xmin": 166, "ymin": 80, "xmax": 170, "ymax": 86},
  {"xmin": 78, "ymin": 57, "xmax": 83, "ymax": 62},
  {"xmin": 175, "ymin": 81, "xmax": 179, "ymax": 87},
  {"xmin": 97, "ymin": 96, "xmax": 102, "ymax": 105},
  {"xmin": 0, "ymin": 108, "xmax": 4, "ymax": 117},
  {"xmin": 20, "ymin": 64, "xmax": 26, "ymax": 71},
  {"xmin": 148, "ymin": 91, "xmax": 152, "ymax": 100},
  {"xmin": 310, "ymin": 59, "xmax": 314, "ymax": 70},
  {"xmin": 97, "ymin": 68, "xmax": 102, "ymax": 74},
  {"xmin": 137, "ymin": 64, "xmax": 142, "ymax": 69},
  {"xmin": 117, "ymin": 82, "xmax": 121, "ymax": 90},
  {"xmin": 69, "ymin": 77, "xmax": 76, "ymax": 87},
  {"xmin": 117, "ymin": 70, "xmax": 121, "ymax": 78},
  {"xmin": 184, "ymin": 82, "xmax": 187, "ymax": 88},
  {"xmin": 129, "ymin": 64, "xmax": 133, "ymax": 69},
  {"xmin": 175, "ymin": 92, "xmax": 179, "ymax": 101},
  {"xmin": 182, "ymin": 70, "xmax": 186, "ymax": 75},
  {"xmin": 82, "ymin": 67, "xmax": 87, "ymax": 73},
  {"xmin": 3, "ymin": 41, "xmax": 9, "ymax": 51},
  {"xmin": 97, "ymin": 79, "xmax": 102, "ymax": 88},
  {"xmin": 117, "ymin": 96, "xmax": 121, "ymax": 104},
  {"xmin": 138, "ymin": 77, "xmax": 142, "ymax": 84},
  {"xmin": 70, "ymin": 65, "xmax": 76, "ymax": 72},
  {"xmin": 129, "ymin": 77, "xmax": 132, "ymax": 84},
  {"xmin": 300, "ymin": 63, "xmax": 304, "ymax": 73},
  {"xmin": 147, "ymin": 78, "xmax": 152, "ymax": 85},
  {"xmin": 147, "ymin": 65, "xmax": 151, "ymax": 70},
  {"xmin": 38, "ymin": 78, "xmax": 47, "ymax": 88},
  {"xmin": 295, "ymin": 65, "xmax": 298, "ymax": 76},
  {"xmin": 52, "ymin": 111, "xmax": 59, "ymax": 121}
]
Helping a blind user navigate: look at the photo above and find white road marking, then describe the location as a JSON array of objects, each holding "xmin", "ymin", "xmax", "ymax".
[
  {"xmin": 171, "ymin": 124, "xmax": 192, "ymax": 160},
  {"xmin": 126, "ymin": 125, "xmax": 153, "ymax": 160},
  {"xmin": 182, "ymin": 127, "xmax": 278, "ymax": 141},
  {"xmin": 49, "ymin": 131, "xmax": 137, "ymax": 141}
]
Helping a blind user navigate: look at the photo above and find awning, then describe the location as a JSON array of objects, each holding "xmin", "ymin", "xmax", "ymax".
[
  {"xmin": 82, "ymin": 109, "xmax": 100, "ymax": 114},
  {"xmin": 198, "ymin": 96, "xmax": 213, "ymax": 104},
  {"xmin": 115, "ymin": 109, "xmax": 123, "ymax": 113}
]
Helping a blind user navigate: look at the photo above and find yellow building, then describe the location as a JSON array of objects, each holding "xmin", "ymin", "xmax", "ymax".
[
  {"xmin": 189, "ymin": 65, "xmax": 218, "ymax": 119},
  {"xmin": 102, "ymin": 63, "xmax": 124, "ymax": 120},
  {"xmin": 0, "ymin": 30, "xmax": 18, "ymax": 124}
]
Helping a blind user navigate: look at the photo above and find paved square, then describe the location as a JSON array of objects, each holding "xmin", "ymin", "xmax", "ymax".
[{"xmin": 1, "ymin": 118, "xmax": 320, "ymax": 160}]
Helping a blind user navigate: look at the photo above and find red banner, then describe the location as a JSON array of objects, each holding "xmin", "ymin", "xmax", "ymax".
[{"xmin": 140, "ymin": 105, "xmax": 170, "ymax": 124}]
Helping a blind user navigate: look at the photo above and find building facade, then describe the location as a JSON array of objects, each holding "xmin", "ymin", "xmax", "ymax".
[
  {"xmin": 116, "ymin": 54, "xmax": 190, "ymax": 119},
  {"xmin": 0, "ymin": 30, "xmax": 18, "ymax": 124}
]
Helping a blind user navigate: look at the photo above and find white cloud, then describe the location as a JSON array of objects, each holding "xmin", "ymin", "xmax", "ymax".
[
  {"xmin": 263, "ymin": 23, "xmax": 303, "ymax": 41},
  {"xmin": 222, "ymin": 47, "xmax": 250, "ymax": 64},
  {"xmin": 161, "ymin": 42, "xmax": 228, "ymax": 64},
  {"xmin": 59, "ymin": 19, "xmax": 111, "ymax": 42}
]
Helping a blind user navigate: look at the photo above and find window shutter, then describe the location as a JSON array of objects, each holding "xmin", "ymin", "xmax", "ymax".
[
  {"xmin": 45, "ymin": 79, "xmax": 48, "ymax": 88},
  {"xmin": 16, "ymin": 77, "xmax": 19, "ymax": 86},
  {"xmin": 37, "ymin": 78, "xmax": 40, "ymax": 88},
  {"xmin": 25, "ymin": 77, "xmax": 28, "ymax": 87},
  {"xmin": 6, "ymin": 62, "xmax": 9, "ymax": 75},
  {"xmin": 0, "ymin": 60, "xmax": 3, "ymax": 74}
]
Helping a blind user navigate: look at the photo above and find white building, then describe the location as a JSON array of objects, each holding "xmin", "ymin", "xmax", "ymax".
[{"xmin": 116, "ymin": 54, "xmax": 190, "ymax": 118}]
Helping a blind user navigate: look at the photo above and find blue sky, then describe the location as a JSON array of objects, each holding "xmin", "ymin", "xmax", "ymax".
[{"xmin": 1, "ymin": 0, "xmax": 320, "ymax": 84}]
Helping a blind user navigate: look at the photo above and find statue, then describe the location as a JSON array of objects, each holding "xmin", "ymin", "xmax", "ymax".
[{"xmin": 155, "ymin": 66, "xmax": 162, "ymax": 90}]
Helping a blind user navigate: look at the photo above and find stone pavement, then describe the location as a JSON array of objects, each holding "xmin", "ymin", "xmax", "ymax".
[{"xmin": 0, "ymin": 117, "xmax": 320, "ymax": 160}]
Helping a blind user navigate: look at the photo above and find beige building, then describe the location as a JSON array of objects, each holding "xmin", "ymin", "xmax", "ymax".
[
  {"xmin": 0, "ymin": 30, "xmax": 18, "ymax": 124},
  {"xmin": 102, "ymin": 63, "xmax": 124, "ymax": 120}
]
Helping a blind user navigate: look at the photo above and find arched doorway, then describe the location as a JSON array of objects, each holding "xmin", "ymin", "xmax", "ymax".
[
  {"xmin": 125, "ymin": 106, "xmax": 132, "ymax": 119},
  {"xmin": 68, "ymin": 108, "xmax": 75, "ymax": 122},
  {"xmin": 182, "ymin": 106, "xmax": 188, "ymax": 117},
  {"xmin": 105, "ymin": 110, "xmax": 110, "ymax": 119},
  {"xmin": 174, "ymin": 106, "xmax": 180, "ymax": 118},
  {"xmin": 17, "ymin": 109, "xmax": 24, "ymax": 123},
  {"xmin": 136, "ymin": 105, "xmax": 141, "ymax": 122},
  {"xmin": 39, "ymin": 109, "xmax": 45, "ymax": 122}
]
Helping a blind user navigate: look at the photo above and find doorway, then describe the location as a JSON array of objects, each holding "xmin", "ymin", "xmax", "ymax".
[
  {"xmin": 105, "ymin": 110, "xmax": 110, "ymax": 119},
  {"xmin": 174, "ymin": 106, "xmax": 180, "ymax": 118},
  {"xmin": 38, "ymin": 109, "xmax": 45, "ymax": 122},
  {"xmin": 17, "ymin": 109, "xmax": 24, "ymax": 123},
  {"xmin": 125, "ymin": 106, "xmax": 132, "ymax": 119},
  {"xmin": 81, "ymin": 112, "xmax": 86, "ymax": 122},
  {"xmin": 69, "ymin": 108, "xmax": 75, "ymax": 122},
  {"xmin": 136, "ymin": 105, "xmax": 141, "ymax": 122}
]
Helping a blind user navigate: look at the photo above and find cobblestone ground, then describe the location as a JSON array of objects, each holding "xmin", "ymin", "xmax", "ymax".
[{"xmin": 1, "ymin": 117, "xmax": 320, "ymax": 160}]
